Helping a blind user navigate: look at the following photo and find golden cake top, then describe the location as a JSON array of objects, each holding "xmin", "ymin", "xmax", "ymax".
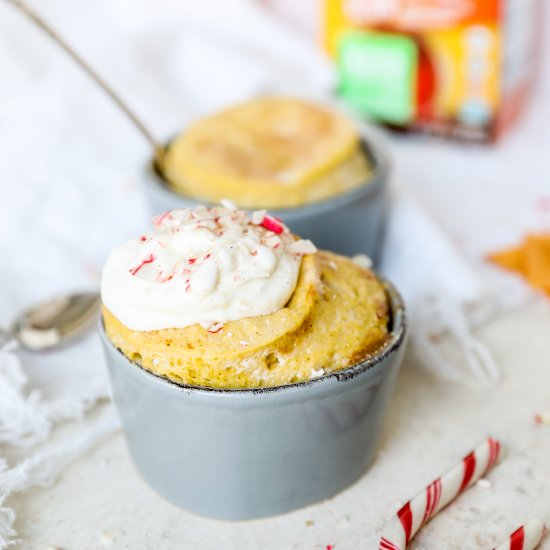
[{"xmin": 161, "ymin": 97, "xmax": 369, "ymax": 208}]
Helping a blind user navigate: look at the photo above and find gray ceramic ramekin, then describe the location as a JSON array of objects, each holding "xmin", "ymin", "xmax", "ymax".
[
  {"xmin": 100, "ymin": 279, "xmax": 406, "ymax": 521},
  {"xmin": 142, "ymin": 127, "xmax": 390, "ymax": 264}
]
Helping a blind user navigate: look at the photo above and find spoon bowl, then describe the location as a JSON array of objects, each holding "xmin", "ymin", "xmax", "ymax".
[{"xmin": 11, "ymin": 292, "xmax": 100, "ymax": 351}]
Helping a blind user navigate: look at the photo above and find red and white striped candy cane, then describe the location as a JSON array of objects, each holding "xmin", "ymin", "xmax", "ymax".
[
  {"xmin": 493, "ymin": 518, "xmax": 547, "ymax": 550},
  {"xmin": 379, "ymin": 437, "xmax": 502, "ymax": 550}
]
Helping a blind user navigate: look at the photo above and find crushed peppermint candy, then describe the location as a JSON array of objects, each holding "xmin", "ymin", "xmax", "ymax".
[
  {"xmin": 220, "ymin": 198, "xmax": 237, "ymax": 210},
  {"xmin": 251, "ymin": 210, "xmax": 267, "ymax": 225},
  {"xmin": 207, "ymin": 322, "xmax": 224, "ymax": 333},
  {"xmin": 288, "ymin": 239, "xmax": 317, "ymax": 255},
  {"xmin": 129, "ymin": 254, "xmax": 155, "ymax": 276},
  {"xmin": 260, "ymin": 214, "xmax": 284, "ymax": 234},
  {"xmin": 265, "ymin": 235, "xmax": 281, "ymax": 249},
  {"xmin": 152, "ymin": 210, "xmax": 173, "ymax": 226}
]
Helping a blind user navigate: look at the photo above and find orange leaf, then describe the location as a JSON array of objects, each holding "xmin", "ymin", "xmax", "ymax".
[
  {"xmin": 487, "ymin": 245, "xmax": 525, "ymax": 275},
  {"xmin": 525, "ymin": 234, "xmax": 550, "ymax": 289}
]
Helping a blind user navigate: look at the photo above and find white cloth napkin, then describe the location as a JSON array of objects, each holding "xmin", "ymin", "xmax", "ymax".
[
  {"xmin": 0, "ymin": 0, "xmax": 541, "ymax": 546},
  {"xmin": 381, "ymin": 192, "xmax": 500, "ymax": 386}
]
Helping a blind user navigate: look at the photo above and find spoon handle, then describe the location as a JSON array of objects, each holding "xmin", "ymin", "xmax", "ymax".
[{"xmin": 5, "ymin": 0, "xmax": 162, "ymax": 156}]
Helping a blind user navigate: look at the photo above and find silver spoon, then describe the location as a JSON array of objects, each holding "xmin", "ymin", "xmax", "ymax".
[{"xmin": 0, "ymin": 292, "xmax": 101, "ymax": 352}]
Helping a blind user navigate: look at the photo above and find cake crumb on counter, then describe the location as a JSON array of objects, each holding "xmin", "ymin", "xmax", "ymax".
[
  {"xmin": 476, "ymin": 478, "xmax": 492, "ymax": 489},
  {"xmin": 99, "ymin": 529, "xmax": 125, "ymax": 546}
]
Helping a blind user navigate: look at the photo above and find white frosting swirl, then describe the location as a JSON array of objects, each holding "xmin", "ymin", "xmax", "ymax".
[{"xmin": 101, "ymin": 205, "xmax": 316, "ymax": 331}]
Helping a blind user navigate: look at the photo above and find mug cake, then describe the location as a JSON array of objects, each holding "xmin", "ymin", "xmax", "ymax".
[
  {"xmin": 100, "ymin": 204, "xmax": 406, "ymax": 519},
  {"xmin": 101, "ymin": 204, "xmax": 389, "ymax": 388}
]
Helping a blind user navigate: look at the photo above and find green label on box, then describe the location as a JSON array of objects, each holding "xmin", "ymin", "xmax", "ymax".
[{"xmin": 338, "ymin": 31, "xmax": 417, "ymax": 125}]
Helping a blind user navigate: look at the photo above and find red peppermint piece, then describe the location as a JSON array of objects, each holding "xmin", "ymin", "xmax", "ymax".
[
  {"xmin": 156, "ymin": 271, "xmax": 173, "ymax": 283},
  {"xmin": 129, "ymin": 254, "xmax": 155, "ymax": 276},
  {"xmin": 261, "ymin": 215, "xmax": 284, "ymax": 234},
  {"xmin": 152, "ymin": 210, "xmax": 173, "ymax": 225},
  {"xmin": 188, "ymin": 258, "xmax": 196, "ymax": 265},
  {"xmin": 207, "ymin": 322, "xmax": 224, "ymax": 334}
]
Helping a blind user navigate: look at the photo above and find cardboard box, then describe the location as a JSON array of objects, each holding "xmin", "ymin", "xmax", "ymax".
[{"xmin": 324, "ymin": 0, "xmax": 542, "ymax": 142}]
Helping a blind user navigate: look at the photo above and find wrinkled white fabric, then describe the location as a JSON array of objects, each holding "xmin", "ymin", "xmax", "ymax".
[
  {"xmin": 0, "ymin": 342, "xmax": 119, "ymax": 548},
  {"xmin": 380, "ymin": 190, "xmax": 536, "ymax": 387},
  {"xmin": 381, "ymin": 194, "xmax": 501, "ymax": 386},
  {"xmin": 0, "ymin": 342, "xmax": 109, "ymax": 448}
]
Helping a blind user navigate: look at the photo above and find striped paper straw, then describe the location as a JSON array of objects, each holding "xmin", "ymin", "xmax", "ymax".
[{"xmin": 379, "ymin": 437, "xmax": 502, "ymax": 549}]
